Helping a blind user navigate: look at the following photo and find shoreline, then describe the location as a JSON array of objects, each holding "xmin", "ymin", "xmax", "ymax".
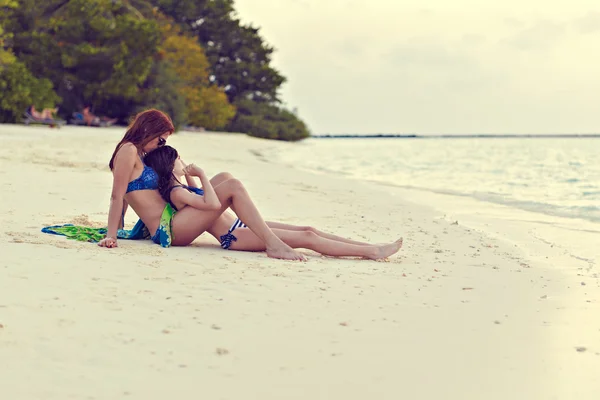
[
  {"xmin": 1, "ymin": 125, "xmax": 599, "ymax": 399},
  {"xmin": 291, "ymin": 167, "xmax": 600, "ymax": 271},
  {"xmin": 266, "ymin": 136, "xmax": 599, "ymax": 271}
]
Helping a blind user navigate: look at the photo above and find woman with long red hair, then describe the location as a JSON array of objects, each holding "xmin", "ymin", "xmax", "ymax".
[{"xmin": 98, "ymin": 109, "xmax": 306, "ymax": 261}]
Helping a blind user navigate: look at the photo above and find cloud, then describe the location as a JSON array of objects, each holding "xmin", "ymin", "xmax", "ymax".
[
  {"xmin": 502, "ymin": 20, "xmax": 565, "ymax": 51},
  {"xmin": 386, "ymin": 40, "xmax": 471, "ymax": 69},
  {"xmin": 504, "ymin": 17, "xmax": 525, "ymax": 28},
  {"xmin": 286, "ymin": 0, "xmax": 311, "ymax": 8},
  {"xmin": 333, "ymin": 37, "xmax": 368, "ymax": 57},
  {"xmin": 461, "ymin": 34, "xmax": 486, "ymax": 46},
  {"xmin": 383, "ymin": 39, "xmax": 503, "ymax": 92},
  {"xmin": 574, "ymin": 11, "xmax": 600, "ymax": 34}
]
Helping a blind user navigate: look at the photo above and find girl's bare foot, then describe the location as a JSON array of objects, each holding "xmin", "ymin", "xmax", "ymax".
[
  {"xmin": 370, "ymin": 238, "xmax": 403, "ymax": 260},
  {"xmin": 266, "ymin": 244, "xmax": 307, "ymax": 261}
]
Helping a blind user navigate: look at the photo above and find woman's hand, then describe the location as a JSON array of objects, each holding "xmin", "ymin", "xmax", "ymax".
[{"xmin": 98, "ymin": 236, "xmax": 118, "ymax": 248}]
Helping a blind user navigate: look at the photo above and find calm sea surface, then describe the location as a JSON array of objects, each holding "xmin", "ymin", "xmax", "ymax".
[{"xmin": 275, "ymin": 137, "xmax": 600, "ymax": 223}]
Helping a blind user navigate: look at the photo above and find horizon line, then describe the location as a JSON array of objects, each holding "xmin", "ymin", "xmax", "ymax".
[{"xmin": 312, "ymin": 133, "xmax": 600, "ymax": 139}]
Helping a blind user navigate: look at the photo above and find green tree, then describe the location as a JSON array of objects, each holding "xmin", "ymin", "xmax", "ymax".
[
  {"xmin": 3, "ymin": 0, "xmax": 310, "ymax": 140},
  {"xmin": 0, "ymin": 0, "xmax": 61, "ymax": 123},
  {"xmin": 150, "ymin": 0, "xmax": 286, "ymax": 104},
  {"xmin": 135, "ymin": 59, "xmax": 188, "ymax": 130},
  {"xmin": 0, "ymin": 0, "xmax": 17, "ymax": 68},
  {"xmin": 9, "ymin": 0, "xmax": 161, "ymax": 120},
  {"xmin": 229, "ymin": 99, "xmax": 309, "ymax": 141},
  {"xmin": 151, "ymin": 0, "xmax": 310, "ymax": 140},
  {"xmin": 0, "ymin": 60, "xmax": 61, "ymax": 122},
  {"xmin": 161, "ymin": 25, "xmax": 235, "ymax": 129},
  {"xmin": 183, "ymin": 85, "xmax": 235, "ymax": 130}
]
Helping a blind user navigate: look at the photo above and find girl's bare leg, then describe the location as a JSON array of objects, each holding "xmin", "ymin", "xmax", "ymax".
[
  {"xmin": 171, "ymin": 178, "xmax": 305, "ymax": 261},
  {"xmin": 209, "ymin": 172, "xmax": 235, "ymax": 187},
  {"xmin": 207, "ymin": 172, "xmax": 237, "ymax": 218},
  {"xmin": 202, "ymin": 173, "xmax": 403, "ymax": 259},
  {"xmin": 209, "ymin": 173, "xmax": 375, "ymax": 247},
  {"xmin": 227, "ymin": 228, "xmax": 403, "ymax": 260},
  {"xmin": 265, "ymin": 221, "xmax": 373, "ymax": 246}
]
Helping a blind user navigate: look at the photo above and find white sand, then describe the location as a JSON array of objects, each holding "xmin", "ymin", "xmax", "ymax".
[{"xmin": 0, "ymin": 124, "xmax": 598, "ymax": 399}]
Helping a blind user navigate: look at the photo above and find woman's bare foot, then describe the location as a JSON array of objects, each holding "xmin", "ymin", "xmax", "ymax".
[
  {"xmin": 370, "ymin": 238, "xmax": 403, "ymax": 260},
  {"xmin": 266, "ymin": 244, "xmax": 307, "ymax": 261}
]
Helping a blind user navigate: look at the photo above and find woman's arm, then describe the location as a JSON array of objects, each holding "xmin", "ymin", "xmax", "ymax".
[
  {"xmin": 119, "ymin": 199, "xmax": 129, "ymax": 229},
  {"xmin": 98, "ymin": 144, "xmax": 137, "ymax": 248}
]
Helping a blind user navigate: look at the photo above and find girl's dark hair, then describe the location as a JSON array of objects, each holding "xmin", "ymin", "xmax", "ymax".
[
  {"xmin": 143, "ymin": 145, "xmax": 180, "ymax": 205},
  {"xmin": 109, "ymin": 109, "xmax": 174, "ymax": 170}
]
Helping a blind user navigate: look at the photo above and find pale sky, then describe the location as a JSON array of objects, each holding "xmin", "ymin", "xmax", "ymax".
[{"xmin": 235, "ymin": 0, "xmax": 600, "ymax": 134}]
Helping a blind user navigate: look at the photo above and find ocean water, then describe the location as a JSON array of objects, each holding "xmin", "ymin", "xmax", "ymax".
[{"xmin": 274, "ymin": 137, "xmax": 600, "ymax": 224}]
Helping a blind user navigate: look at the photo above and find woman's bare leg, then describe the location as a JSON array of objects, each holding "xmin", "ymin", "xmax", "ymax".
[
  {"xmin": 227, "ymin": 228, "xmax": 403, "ymax": 260},
  {"xmin": 171, "ymin": 178, "xmax": 305, "ymax": 261},
  {"xmin": 265, "ymin": 222, "xmax": 373, "ymax": 246}
]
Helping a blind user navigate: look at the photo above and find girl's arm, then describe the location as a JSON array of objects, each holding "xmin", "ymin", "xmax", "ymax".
[
  {"xmin": 171, "ymin": 164, "xmax": 221, "ymax": 211},
  {"xmin": 190, "ymin": 164, "xmax": 220, "ymax": 208},
  {"xmin": 176, "ymin": 157, "xmax": 198, "ymax": 188},
  {"xmin": 98, "ymin": 144, "xmax": 137, "ymax": 248}
]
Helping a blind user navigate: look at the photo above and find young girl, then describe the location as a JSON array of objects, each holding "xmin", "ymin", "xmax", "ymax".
[{"xmin": 143, "ymin": 146, "xmax": 403, "ymax": 260}]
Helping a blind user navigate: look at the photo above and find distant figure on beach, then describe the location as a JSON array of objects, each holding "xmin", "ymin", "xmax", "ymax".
[
  {"xmin": 28, "ymin": 105, "xmax": 58, "ymax": 121},
  {"xmin": 82, "ymin": 106, "xmax": 117, "ymax": 126},
  {"xmin": 143, "ymin": 145, "xmax": 403, "ymax": 259},
  {"xmin": 97, "ymin": 109, "xmax": 402, "ymax": 260}
]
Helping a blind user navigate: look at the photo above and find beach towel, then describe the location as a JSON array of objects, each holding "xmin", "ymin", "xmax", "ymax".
[{"xmin": 42, "ymin": 218, "xmax": 151, "ymax": 243}]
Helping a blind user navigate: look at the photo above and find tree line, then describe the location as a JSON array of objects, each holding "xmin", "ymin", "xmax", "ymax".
[{"xmin": 0, "ymin": 0, "xmax": 310, "ymax": 141}]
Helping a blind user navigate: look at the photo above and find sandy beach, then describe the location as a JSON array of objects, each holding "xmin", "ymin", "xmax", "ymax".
[{"xmin": 1, "ymin": 124, "xmax": 599, "ymax": 399}]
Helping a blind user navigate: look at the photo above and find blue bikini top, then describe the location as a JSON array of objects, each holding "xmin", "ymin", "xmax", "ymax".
[{"xmin": 126, "ymin": 164, "xmax": 159, "ymax": 193}]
